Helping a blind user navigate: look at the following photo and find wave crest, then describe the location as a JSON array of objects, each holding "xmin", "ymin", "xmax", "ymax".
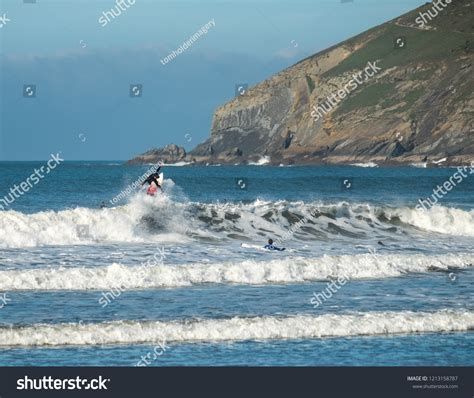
[
  {"xmin": 1, "ymin": 310, "xmax": 472, "ymax": 347},
  {"xmin": 1, "ymin": 198, "xmax": 473, "ymax": 248},
  {"xmin": 0, "ymin": 253, "xmax": 471, "ymax": 291}
]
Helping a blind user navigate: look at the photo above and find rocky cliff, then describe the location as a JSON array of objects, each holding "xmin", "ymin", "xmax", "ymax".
[
  {"xmin": 127, "ymin": 144, "xmax": 187, "ymax": 165},
  {"xmin": 130, "ymin": 0, "xmax": 474, "ymax": 166}
]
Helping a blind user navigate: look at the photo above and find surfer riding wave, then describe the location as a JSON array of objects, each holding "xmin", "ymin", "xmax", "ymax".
[{"xmin": 142, "ymin": 167, "xmax": 163, "ymax": 196}]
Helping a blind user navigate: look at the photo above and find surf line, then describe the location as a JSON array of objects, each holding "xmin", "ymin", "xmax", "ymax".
[{"xmin": 98, "ymin": 247, "xmax": 167, "ymax": 308}]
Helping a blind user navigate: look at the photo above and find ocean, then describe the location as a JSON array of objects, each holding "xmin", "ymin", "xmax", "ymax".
[{"xmin": 0, "ymin": 162, "xmax": 473, "ymax": 366}]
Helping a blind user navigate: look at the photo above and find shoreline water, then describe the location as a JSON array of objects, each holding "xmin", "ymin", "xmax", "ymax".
[{"xmin": 0, "ymin": 162, "xmax": 472, "ymax": 366}]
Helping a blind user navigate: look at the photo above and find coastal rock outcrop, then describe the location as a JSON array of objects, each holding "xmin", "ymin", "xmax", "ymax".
[{"xmin": 129, "ymin": 0, "xmax": 473, "ymax": 167}]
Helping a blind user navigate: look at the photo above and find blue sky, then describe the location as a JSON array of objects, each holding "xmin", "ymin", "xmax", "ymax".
[{"xmin": 0, "ymin": 0, "xmax": 426, "ymax": 160}]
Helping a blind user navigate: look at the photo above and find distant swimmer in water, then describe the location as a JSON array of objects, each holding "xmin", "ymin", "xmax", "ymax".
[{"xmin": 264, "ymin": 239, "xmax": 285, "ymax": 251}]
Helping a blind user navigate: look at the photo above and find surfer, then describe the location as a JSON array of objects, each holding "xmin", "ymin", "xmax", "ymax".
[
  {"xmin": 264, "ymin": 239, "xmax": 285, "ymax": 251},
  {"xmin": 142, "ymin": 168, "xmax": 163, "ymax": 195},
  {"xmin": 142, "ymin": 172, "xmax": 162, "ymax": 188}
]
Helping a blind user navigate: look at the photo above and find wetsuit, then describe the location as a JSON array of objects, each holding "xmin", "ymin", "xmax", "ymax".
[
  {"xmin": 264, "ymin": 244, "xmax": 285, "ymax": 251},
  {"xmin": 142, "ymin": 168, "xmax": 162, "ymax": 189}
]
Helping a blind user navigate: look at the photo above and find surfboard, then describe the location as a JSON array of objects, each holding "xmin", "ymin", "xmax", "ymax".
[
  {"xmin": 241, "ymin": 243, "xmax": 289, "ymax": 252},
  {"xmin": 157, "ymin": 172, "xmax": 164, "ymax": 186},
  {"xmin": 241, "ymin": 243, "xmax": 267, "ymax": 251}
]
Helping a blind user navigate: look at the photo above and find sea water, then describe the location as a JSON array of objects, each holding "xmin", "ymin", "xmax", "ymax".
[{"xmin": 0, "ymin": 162, "xmax": 472, "ymax": 365}]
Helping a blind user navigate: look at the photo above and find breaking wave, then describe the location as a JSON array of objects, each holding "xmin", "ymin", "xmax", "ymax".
[
  {"xmin": 0, "ymin": 252, "xmax": 471, "ymax": 290},
  {"xmin": 1, "ymin": 310, "xmax": 472, "ymax": 347},
  {"xmin": 350, "ymin": 162, "xmax": 378, "ymax": 168},
  {"xmin": 1, "ymin": 196, "xmax": 474, "ymax": 248}
]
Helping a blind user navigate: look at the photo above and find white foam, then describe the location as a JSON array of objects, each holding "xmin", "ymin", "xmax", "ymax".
[
  {"xmin": 164, "ymin": 161, "xmax": 192, "ymax": 167},
  {"xmin": 248, "ymin": 156, "xmax": 270, "ymax": 166},
  {"xmin": 0, "ymin": 252, "xmax": 471, "ymax": 291},
  {"xmin": 0, "ymin": 192, "xmax": 190, "ymax": 248},
  {"xmin": 391, "ymin": 206, "xmax": 474, "ymax": 236},
  {"xmin": 1, "ymin": 200, "xmax": 474, "ymax": 248},
  {"xmin": 410, "ymin": 162, "xmax": 427, "ymax": 168},
  {"xmin": 350, "ymin": 162, "xmax": 378, "ymax": 168},
  {"xmin": 1, "ymin": 310, "xmax": 472, "ymax": 347}
]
